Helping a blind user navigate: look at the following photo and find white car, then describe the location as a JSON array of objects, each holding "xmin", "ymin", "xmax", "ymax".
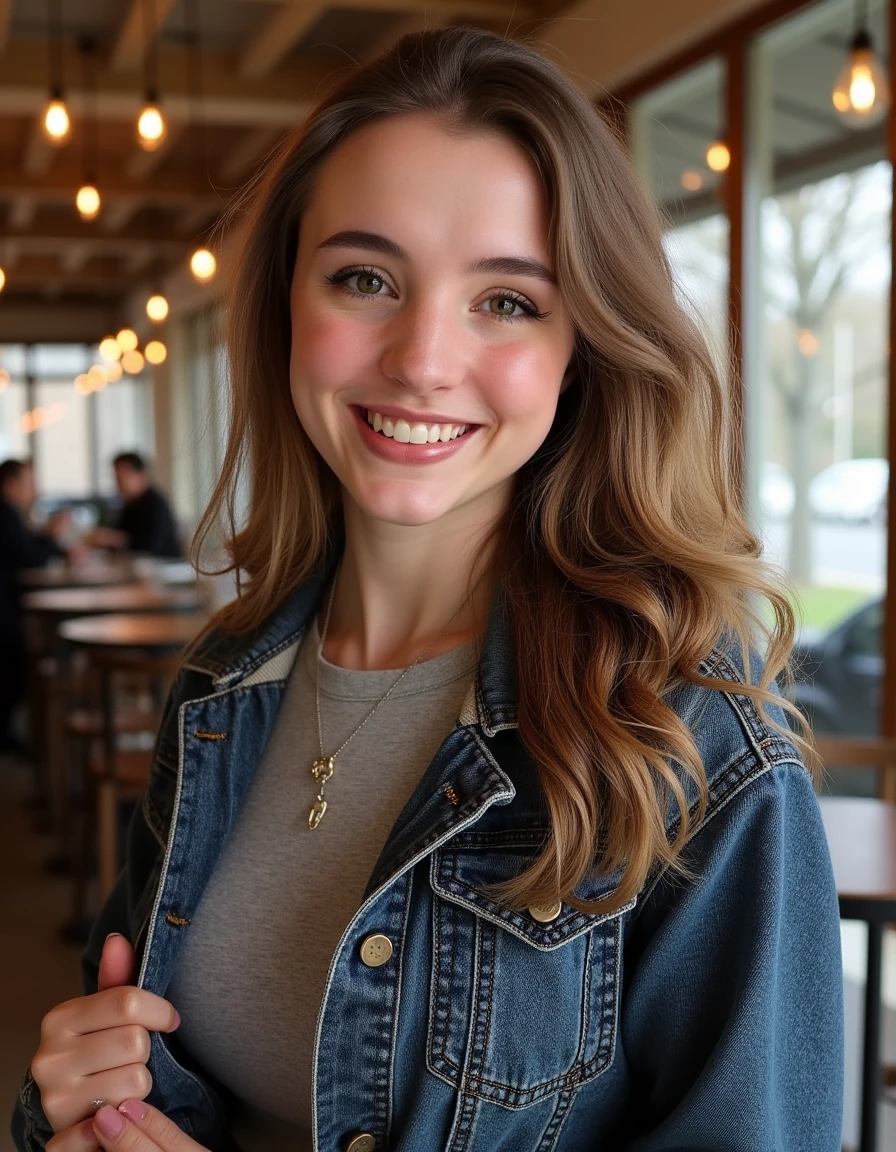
[{"xmin": 809, "ymin": 458, "xmax": 888, "ymax": 523}]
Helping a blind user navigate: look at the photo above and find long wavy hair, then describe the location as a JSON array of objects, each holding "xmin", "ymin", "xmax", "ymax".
[{"xmin": 195, "ymin": 26, "xmax": 812, "ymax": 915}]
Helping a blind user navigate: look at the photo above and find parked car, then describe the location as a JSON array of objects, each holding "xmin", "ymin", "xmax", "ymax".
[
  {"xmin": 808, "ymin": 457, "xmax": 888, "ymax": 524},
  {"xmin": 791, "ymin": 597, "xmax": 882, "ymax": 736}
]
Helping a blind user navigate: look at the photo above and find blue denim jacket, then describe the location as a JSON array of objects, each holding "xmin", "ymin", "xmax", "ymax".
[{"xmin": 13, "ymin": 565, "xmax": 845, "ymax": 1151}]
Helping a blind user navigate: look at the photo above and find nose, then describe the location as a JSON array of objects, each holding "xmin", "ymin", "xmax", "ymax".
[{"xmin": 378, "ymin": 296, "xmax": 467, "ymax": 396}]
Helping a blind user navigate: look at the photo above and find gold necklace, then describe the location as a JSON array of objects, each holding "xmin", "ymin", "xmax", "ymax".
[{"xmin": 309, "ymin": 574, "xmax": 468, "ymax": 830}]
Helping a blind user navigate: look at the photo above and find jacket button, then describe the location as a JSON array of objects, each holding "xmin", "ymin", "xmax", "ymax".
[
  {"xmin": 528, "ymin": 900, "xmax": 563, "ymax": 923},
  {"xmin": 359, "ymin": 933, "xmax": 393, "ymax": 967},
  {"xmin": 344, "ymin": 1134, "xmax": 376, "ymax": 1152}
]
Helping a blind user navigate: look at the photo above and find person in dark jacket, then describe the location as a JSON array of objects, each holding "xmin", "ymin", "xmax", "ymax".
[
  {"xmin": 0, "ymin": 458, "xmax": 67, "ymax": 752},
  {"xmin": 89, "ymin": 452, "xmax": 182, "ymax": 559}
]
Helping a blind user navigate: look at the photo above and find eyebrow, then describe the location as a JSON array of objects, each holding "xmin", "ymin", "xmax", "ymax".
[{"xmin": 317, "ymin": 229, "xmax": 557, "ymax": 285}]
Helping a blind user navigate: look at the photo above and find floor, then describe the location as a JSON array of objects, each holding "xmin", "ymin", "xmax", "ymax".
[{"xmin": 1, "ymin": 751, "xmax": 895, "ymax": 1151}]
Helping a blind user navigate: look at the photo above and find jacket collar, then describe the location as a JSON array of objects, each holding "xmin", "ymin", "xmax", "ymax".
[{"xmin": 185, "ymin": 556, "xmax": 519, "ymax": 734}]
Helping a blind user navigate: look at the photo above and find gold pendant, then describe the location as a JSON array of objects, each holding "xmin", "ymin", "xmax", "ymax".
[
  {"xmin": 308, "ymin": 797, "xmax": 327, "ymax": 830},
  {"xmin": 309, "ymin": 756, "xmax": 335, "ymax": 830}
]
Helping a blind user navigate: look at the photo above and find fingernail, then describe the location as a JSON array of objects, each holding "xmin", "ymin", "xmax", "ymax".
[
  {"xmin": 119, "ymin": 1099, "xmax": 147, "ymax": 1122},
  {"xmin": 170, "ymin": 1009, "xmax": 182, "ymax": 1030},
  {"xmin": 104, "ymin": 932, "xmax": 123, "ymax": 942},
  {"xmin": 94, "ymin": 1105, "xmax": 124, "ymax": 1138}
]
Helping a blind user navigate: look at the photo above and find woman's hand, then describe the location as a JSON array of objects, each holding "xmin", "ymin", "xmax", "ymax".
[
  {"xmin": 33, "ymin": 934, "xmax": 180, "ymax": 1136},
  {"xmin": 92, "ymin": 1100, "xmax": 208, "ymax": 1152}
]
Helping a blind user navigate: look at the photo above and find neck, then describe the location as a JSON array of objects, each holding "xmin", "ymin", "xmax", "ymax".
[{"xmin": 322, "ymin": 487, "xmax": 507, "ymax": 670}]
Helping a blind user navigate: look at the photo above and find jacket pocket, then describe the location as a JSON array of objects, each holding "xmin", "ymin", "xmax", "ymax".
[{"xmin": 427, "ymin": 835, "xmax": 632, "ymax": 1110}]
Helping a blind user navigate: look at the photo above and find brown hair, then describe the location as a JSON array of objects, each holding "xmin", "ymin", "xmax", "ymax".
[{"xmin": 196, "ymin": 27, "xmax": 812, "ymax": 914}]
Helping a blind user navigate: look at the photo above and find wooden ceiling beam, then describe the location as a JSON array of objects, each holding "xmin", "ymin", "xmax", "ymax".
[
  {"xmin": 8, "ymin": 197, "xmax": 38, "ymax": 229},
  {"xmin": 100, "ymin": 201, "xmax": 143, "ymax": 233},
  {"xmin": 111, "ymin": 0, "xmax": 180, "ymax": 72},
  {"xmin": 218, "ymin": 125, "xmax": 284, "ymax": 183},
  {"xmin": 0, "ymin": 167, "xmax": 220, "ymax": 208},
  {"xmin": 239, "ymin": 2, "xmax": 329, "ymax": 79},
  {"xmin": 124, "ymin": 122, "xmax": 187, "ymax": 180},
  {"xmin": 3, "ymin": 216, "xmax": 192, "ymax": 246},
  {"xmin": 0, "ymin": 0, "xmax": 11, "ymax": 56},
  {"xmin": 22, "ymin": 122, "xmax": 56, "ymax": 177}
]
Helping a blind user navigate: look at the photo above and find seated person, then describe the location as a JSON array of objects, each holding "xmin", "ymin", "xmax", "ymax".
[
  {"xmin": 90, "ymin": 452, "xmax": 182, "ymax": 559},
  {"xmin": 0, "ymin": 458, "xmax": 70, "ymax": 752}
]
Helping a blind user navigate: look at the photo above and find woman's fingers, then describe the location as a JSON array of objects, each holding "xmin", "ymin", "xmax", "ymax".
[
  {"xmin": 46, "ymin": 1118, "xmax": 100, "ymax": 1152},
  {"xmin": 42, "ymin": 988, "xmax": 180, "ymax": 1040},
  {"xmin": 62, "ymin": 1025, "xmax": 152, "ymax": 1078},
  {"xmin": 93, "ymin": 1100, "xmax": 206, "ymax": 1151},
  {"xmin": 39, "ymin": 1062, "xmax": 154, "ymax": 1132}
]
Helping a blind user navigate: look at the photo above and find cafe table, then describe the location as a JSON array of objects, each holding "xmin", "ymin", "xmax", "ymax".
[
  {"xmin": 59, "ymin": 611, "xmax": 206, "ymax": 902},
  {"xmin": 19, "ymin": 560, "xmax": 134, "ymax": 589},
  {"xmin": 22, "ymin": 584, "xmax": 201, "ymax": 857},
  {"xmin": 819, "ymin": 795, "xmax": 896, "ymax": 1152}
]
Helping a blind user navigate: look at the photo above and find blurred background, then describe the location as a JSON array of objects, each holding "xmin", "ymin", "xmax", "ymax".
[{"xmin": 2, "ymin": 0, "xmax": 896, "ymax": 1149}]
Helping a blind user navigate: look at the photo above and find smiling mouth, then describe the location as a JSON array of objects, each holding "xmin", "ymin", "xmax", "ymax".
[{"xmin": 364, "ymin": 408, "xmax": 473, "ymax": 444}]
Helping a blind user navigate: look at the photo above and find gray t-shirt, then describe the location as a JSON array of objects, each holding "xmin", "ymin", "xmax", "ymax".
[{"xmin": 166, "ymin": 620, "xmax": 478, "ymax": 1151}]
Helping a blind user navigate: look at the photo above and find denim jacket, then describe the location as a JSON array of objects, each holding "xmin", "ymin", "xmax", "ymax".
[{"xmin": 13, "ymin": 565, "xmax": 844, "ymax": 1152}]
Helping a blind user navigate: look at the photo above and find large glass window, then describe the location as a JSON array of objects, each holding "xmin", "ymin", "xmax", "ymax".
[
  {"xmin": 749, "ymin": 0, "xmax": 890, "ymax": 758},
  {"xmin": 630, "ymin": 59, "xmax": 730, "ymax": 374}
]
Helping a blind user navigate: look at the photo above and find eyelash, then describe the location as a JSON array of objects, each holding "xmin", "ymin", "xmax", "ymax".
[{"xmin": 324, "ymin": 264, "xmax": 550, "ymax": 323}]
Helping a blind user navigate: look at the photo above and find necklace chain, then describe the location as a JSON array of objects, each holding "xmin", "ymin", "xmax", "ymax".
[{"xmin": 308, "ymin": 571, "xmax": 468, "ymax": 830}]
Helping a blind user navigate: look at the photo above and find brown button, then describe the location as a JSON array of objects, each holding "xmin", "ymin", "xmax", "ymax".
[
  {"xmin": 344, "ymin": 1134, "xmax": 376, "ymax": 1152},
  {"xmin": 528, "ymin": 900, "xmax": 563, "ymax": 923},
  {"xmin": 359, "ymin": 934, "xmax": 393, "ymax": 967}
]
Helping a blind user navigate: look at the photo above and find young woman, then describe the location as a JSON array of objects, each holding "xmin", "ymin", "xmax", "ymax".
[{"xmin": 15, "ymin": 27, "xmax": 843, "ymax": 1152}]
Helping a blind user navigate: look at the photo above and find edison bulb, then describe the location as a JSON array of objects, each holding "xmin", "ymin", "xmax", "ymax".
[
  {"xmin": 190, "ymin": 247, "xmax": 217, "ymax": 283},
  {"xmin": 76, "ymin": 184, "xmax": 101, "ymax": 221},
  {"xmin": 0, "ymin": 267, "xmax": 5, "ymax": 293},
  {"xmin": 116, "ymin": 328, "xmax": 138, "ymax": 353},
  {"xmin": 99, "ymin": 337, "xmax": 121, "ymax": 362},
  {"xmin": 145, "ymin": 340, "xmax": 167, "ymax": 365},
  {"xmin": 146, "ymin": 293, "xmax": 169, "ymax": 322},
  {"xmin": 137, "ymin": 102, "xmax": 166, "ymax": 151},
  {"xmin": 121, "ymin": 349, "xmax": 145, "ymax": 374},
  {"xmin": 43, "ymin": 98, "xmax": 71, "ymax": 144},
  {"xmin": 833, "ymin": 38, "xmax": 890, "ymax": 125},
  {"xmin": 705, "ymin": 142, "xmax": 731, "ymax": 173}
]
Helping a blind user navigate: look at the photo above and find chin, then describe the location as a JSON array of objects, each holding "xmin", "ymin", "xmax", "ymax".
[{"xmin": 350, "ymin": 478, "xmax": 461, "ymax": 528}]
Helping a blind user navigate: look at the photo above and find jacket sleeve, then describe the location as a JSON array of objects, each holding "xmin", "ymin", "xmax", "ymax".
[
  {"xmin": 619, "ymin": 759, "xmax": 844, "ymax": 1151},
  {"xmin": 10, "ymin": 672, "xmax": 185, "ymax": 1152}
]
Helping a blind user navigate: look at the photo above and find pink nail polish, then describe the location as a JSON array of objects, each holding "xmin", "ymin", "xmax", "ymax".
[
  {"xmin": 119, "ymin": 1099, "xmax": 147, "ymax": 1122},
  {"xmin": 94, "ymin": 1105, "xmax": 124, "ymax": 1138}
]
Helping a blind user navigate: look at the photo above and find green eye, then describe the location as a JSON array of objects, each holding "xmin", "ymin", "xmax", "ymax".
[
  {"xmin": 356, "ymin": 273, "xmax": 384, "ymax": 294},
  {"xmin": 489, "ymin": 297, "xmax": 517, "ymax": 315}
]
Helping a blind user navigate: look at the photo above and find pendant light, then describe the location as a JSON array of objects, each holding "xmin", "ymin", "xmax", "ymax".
[
  {"xmin": 42, "ymin": 0, "xmax": 71, "ymax": 145},
  {"xmin": 833, "ymin": 0, "xmax": 890, "ymax": 125},
  {"xmin": 185, "ymin": 0, "xmax": 216, "ymax": 283},
  {"xmin": 75, "ymin": 39, "xmax": 101, "ymax": 221},
  {"xmin": 137, "ymin": 0, "xmax": 167, "ymax": 150},
  {"xmin": 146, "ymin": 292, "xmax": 169, "ymax": 321}
]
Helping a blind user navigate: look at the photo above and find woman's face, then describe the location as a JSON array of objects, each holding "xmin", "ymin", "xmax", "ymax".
[{"xmin": 289, "ymin": 114, "xmax": 576, "ymax": 529}]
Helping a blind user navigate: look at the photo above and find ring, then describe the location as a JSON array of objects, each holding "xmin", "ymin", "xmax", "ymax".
[{"xmin": 90, "ymin": 1099, "xmax": 105, "ymax": 1112}]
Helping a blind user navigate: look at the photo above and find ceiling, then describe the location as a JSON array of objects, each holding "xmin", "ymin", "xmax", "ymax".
[{"xmin": 0, "ymin": 0, "xmax": 560, "ymax": 323}]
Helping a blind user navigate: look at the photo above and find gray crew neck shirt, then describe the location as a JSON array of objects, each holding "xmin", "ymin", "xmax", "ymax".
[{"xmin": 166, "ymin": 621, "xmax": 478, "ymax": 1152}]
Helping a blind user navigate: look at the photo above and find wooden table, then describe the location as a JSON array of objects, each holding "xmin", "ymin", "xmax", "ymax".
[
  {"xmin": 19, "ymin": 562, "xmax": 134, "ymax": 589},
  {"xmin": 60, "ymin": 611, "xmax": 206, "ymax": 901},
  {"xmin": 23, "ymin": 584, "xmax": 199, "ymax": 619},
  {"xmin": 820, "ymin": 796, "xmax": 896, "ymax": 1152}
]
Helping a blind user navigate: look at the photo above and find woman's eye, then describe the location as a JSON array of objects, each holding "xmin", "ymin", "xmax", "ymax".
[
  {"xmin": 325, "ymin": 267, "xmax": 390, "ymax": 297},
  {"xmin": 486, "ymin": 296, "xmax": 523, "ymax": 317},
  {"xmin": 354, "ymin": 272, "xmax": 385, "ymax": 295}
]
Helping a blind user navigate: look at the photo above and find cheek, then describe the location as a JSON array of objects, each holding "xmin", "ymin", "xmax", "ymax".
[
  {"xmin": 290, "ymin": 305, "xmax": 377, "ymax": 393},
  {"xmin": 477, "ymin": 342, "xmax": 566, "ymax": 429}
]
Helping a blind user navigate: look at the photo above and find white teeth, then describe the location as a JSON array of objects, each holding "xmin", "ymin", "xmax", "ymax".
[{"xmin": 365, "ymin": 410, "xmax": 471, "ymax": 444}]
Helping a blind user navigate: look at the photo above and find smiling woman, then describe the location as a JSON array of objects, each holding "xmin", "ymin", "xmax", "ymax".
[{"xmin": 14, "ymin": 25, "xmax": 843, "ymax": 1152}]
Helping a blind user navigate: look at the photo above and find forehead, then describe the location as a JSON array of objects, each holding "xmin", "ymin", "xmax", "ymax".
[{"xmin": 301, "ymin": 114, "xmax": 552, "ymax": 262}]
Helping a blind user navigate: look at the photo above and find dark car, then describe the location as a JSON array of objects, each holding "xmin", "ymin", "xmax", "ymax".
[{"xmin": 791, "ymin": 598, "xmax": 883, "ymax": 737}]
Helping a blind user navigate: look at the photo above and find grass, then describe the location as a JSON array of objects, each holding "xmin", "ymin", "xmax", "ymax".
[{"xmin": 790, "ymin": 584, "xmax": 873, "ymax": 633}]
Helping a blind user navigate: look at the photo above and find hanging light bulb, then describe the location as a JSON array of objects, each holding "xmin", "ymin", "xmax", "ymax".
[
  {"xmin": 99, "ymin": 336, "xmax": 121, "ymax": 361},
  {"xmin": 75, "ymin": 184, "xmax": 101, "ymax": 221},
  {"xmin": 137, "ymin": 94, "xmax": 167, "ymax": 151},
  {"xmin": 705, "ymin": 142, "xmax": 731, "ymax": 173},
  {"xmin": 121, "ymin": 348, "xmax": 145, "ymax": 374},
  {"xmin": 116, "ymin": 327, "xmax": 139, "ymax": 353},
  {"xmin": 0, "ymin": 267, "xmax": 6, "ymax": 293},
  {"xmin": 145, "ymin": 339, "xmax": 167, "ymax": 365},
  {"xmin": 190, "ymin": 247, "xmax": 216, "ymax": 283},
  {"xmin": 146, "ymin": 293, "xmax": 169, "ymax": 322},
  {"xmin": 833, "ymin": 22, "xmax": 890, "ymax": 125},
  {"xmin": 42, "ymin": 92, "xmax": 71, "ymax": 144}
]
